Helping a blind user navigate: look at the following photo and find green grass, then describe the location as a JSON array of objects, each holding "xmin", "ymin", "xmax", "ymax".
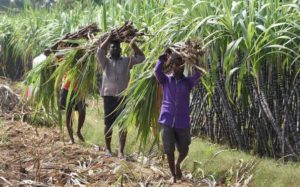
[
  {"xmin": 252, "ymin": 160, "xmax": 300, "ymax": 187},
  {"xmin": 71, "ymin": 97, "xmax": 300, "ymax": 187},
  {"xmin": 186, "ymin": 138, "xmax": 300, "ymax": 186}
]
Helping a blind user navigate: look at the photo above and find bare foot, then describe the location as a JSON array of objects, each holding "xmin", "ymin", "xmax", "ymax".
[
  {"xmin": 118, "ymin": 152, "xmax": 126, "ymax": 160},
  {"xmin": 167, "ymin": 176, "xmax": 176, "ymax": 184},
  {"xmin": 105, "ymin": 149, "xmax": 113, "ymax": 157},
  {"xmin": 118, "ymin": 154, "xmax": 126, "ymax": 160},
  {"xmin": 69, "ymin": 140, "xmax": 75, "ymax": 145}
]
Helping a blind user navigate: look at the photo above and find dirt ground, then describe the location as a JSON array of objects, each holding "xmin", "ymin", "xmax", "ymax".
[
  {"xmin": 0, "ymin": 77, "xmax": 207, "ymax": 186},
  {"xmin": 0, "ymin": 120, "xmax": 201, "ymax": 187}
]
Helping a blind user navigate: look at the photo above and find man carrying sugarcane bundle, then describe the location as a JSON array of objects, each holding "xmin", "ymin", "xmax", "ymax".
[
  {"xmin": 97, "ymin": 24, "xmax": 145, "ymax": 159},
  {"xmin": 154, "ymin": 41, "xmax": 205, "ymax": 183}
]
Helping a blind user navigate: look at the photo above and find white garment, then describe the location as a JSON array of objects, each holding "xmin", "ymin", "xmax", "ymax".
[
  {"xmin": 33, "ymin": 53, "xmax": 47, "ymax": 68},
  {"xmin": 27, "ymin": 53, "xmax": 47, "ymax": 98}
]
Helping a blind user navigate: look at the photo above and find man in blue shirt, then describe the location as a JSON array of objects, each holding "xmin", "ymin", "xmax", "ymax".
[{"xmin": 154, "ymin": 52, "xmax": 201, "ymax": 183}]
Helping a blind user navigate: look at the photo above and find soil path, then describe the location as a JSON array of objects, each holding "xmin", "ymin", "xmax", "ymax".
[{"xmin": 0, "ymin": 121, "xmax": 199, "ymax": 187}]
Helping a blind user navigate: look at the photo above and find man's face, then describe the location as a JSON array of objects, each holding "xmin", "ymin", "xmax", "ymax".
[
  {"xmin": 110, "ymin": 42, "xmax": 121, "ymax": 58},
  {"xmin": 171, "ymin": 56, "xmax": 184, "ymax": 77}
]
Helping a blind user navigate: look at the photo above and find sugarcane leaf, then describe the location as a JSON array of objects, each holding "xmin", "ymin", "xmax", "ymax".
[{"xmin": 225, "ymin": 67, "xmax": 239, "ymax": 104}]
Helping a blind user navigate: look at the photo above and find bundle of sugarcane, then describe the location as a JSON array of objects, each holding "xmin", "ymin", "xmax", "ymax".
[
  {"xmin": 53, "ymin": 21, "xmax": 146, "ymax": 75},
  {"xmin": 65, "ymin": 21, "xmax": 146, "ymax": 69},
  {"xmin": 48, "ymin": 23, "xmax": 101, "ymax": 53},
  {"xmin": 49, "ymin": 21, "xmax": 146, "ymax": 63},
  {"xmin": 31, "ymin": 21, "xmax": 145, "ymax": 85},
  {"xmin": 26, "ymin": 24, "xmax": 101, "ymax": 115},
  {"xmin": 88, "ymin": 21, "xmax": 146, "ymax": 53},
  {"xmin": 163, "ymin": 39, "xmax": 206, "ymax": 73},
  {"xmin": 27, "ymin": 21, "xmax": 146, "ymax": 113}
]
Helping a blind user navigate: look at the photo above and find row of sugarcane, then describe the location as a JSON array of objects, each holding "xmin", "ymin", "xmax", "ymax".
[
  {"xmin": 191, "ymin": 60, "xmax": 300, "ymax": 158},
  {"xmin": 186, "ymin": 1, "xmax": 300, "ymax": 159}
]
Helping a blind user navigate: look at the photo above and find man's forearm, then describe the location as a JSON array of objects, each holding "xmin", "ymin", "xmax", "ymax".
[
  {"xmin": 154, "ymin": 55, "xmax": 168, "ymax": 84},
  {"xmin": 97, "ymin": 34, "xmax": 112, "ymax": 67},
  {"xmin": 131, "ymin": 42, "xmax": 145, "ymax": 57},
  {"xmin": 100, "ymin": 32, "xmax": 114, "ymax": 51},
  {"xmin": 100, "ymin": 39, "xmax": 110, "ymax": 51}
]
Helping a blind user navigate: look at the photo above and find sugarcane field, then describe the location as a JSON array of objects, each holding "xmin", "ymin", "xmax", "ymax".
[{"xmin": 0, "ymin": 0, "xmax": 300, "ymax": 186}]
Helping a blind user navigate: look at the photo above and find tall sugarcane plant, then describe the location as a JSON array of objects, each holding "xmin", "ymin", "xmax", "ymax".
[
  {"xmin": 1, "ymin": 0, "xmax": 300, "ymax": 158},
  {"xmin": 185, "ymin": 0, "xmax": 300, "ymax": 158}
]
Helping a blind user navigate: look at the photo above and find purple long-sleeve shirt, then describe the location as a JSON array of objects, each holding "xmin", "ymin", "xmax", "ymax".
[{"xmin": 154, "ymin": 58, "xmax": 201, "ymax": 129}]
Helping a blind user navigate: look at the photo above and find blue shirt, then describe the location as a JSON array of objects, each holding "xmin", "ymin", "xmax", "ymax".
[{"xmin": 154, "ymin": 58, "xmax": 200, "ymax": 129}]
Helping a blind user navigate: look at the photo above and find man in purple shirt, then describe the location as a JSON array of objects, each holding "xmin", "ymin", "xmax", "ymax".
[{"xmin": 154, "ymin": 52, "xmax": 201, "ymax": 183}]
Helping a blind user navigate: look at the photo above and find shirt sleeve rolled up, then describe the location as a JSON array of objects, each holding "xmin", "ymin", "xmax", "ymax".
[{"xmin": 154, "ymin": 59, "xmax": 167, "ymax": 84}]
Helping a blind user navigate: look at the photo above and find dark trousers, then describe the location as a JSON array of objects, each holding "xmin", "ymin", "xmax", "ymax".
[
  {"xmin": 102, "ymin": 96, "xmax": 126, "ymax": 155},
  {"xmin": 161, "ymin": 124, "xmax": 191, "ymax": 155},
  {"xmin": 60, "ymin": 88, "xmax": 85, "ymax": 111},
  {"xmin": 102, "ymin": 96, "xmax": 124, "ymax": 128}
]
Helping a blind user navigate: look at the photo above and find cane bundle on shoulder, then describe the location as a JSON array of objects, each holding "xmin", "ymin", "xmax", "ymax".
[{"xmin": 163, "ymin": 39, "xmax": 207, "ymax": 74}]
